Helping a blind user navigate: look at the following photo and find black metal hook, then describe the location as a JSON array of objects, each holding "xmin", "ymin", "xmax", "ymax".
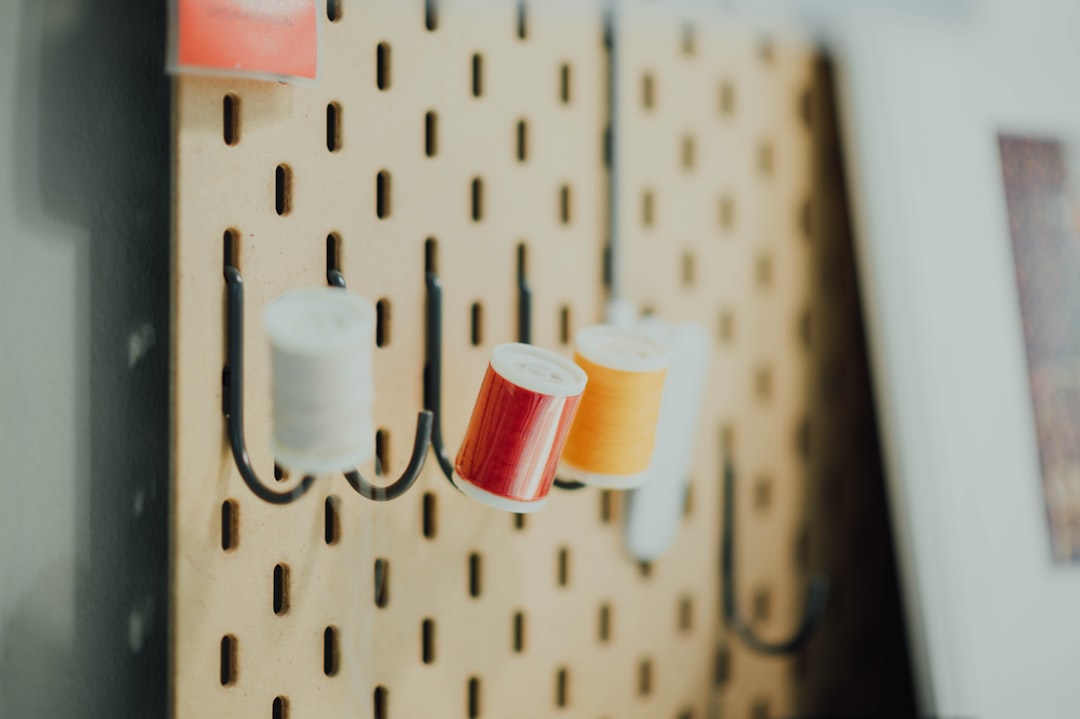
[
  {"xmin": 422, "ymin": 242, "xmax": 586, "ymax": 492},
  {"xmin": 721, "ymin": 456, "xmax": 828, "ymax": 655},
  {"xmin": 222, "ymin": 265, "xmax": 433, "ymax": 505},
  {"xmin": 326, "ymin": 267, "xmax": 434, "ymax": 500},
  {"xmin": 515, "ymin": 246, "xmax": 585, "ymax": 491},
  {"xmin": 422, "ymin": 259, "xmax": 459, "ymax": 486}
]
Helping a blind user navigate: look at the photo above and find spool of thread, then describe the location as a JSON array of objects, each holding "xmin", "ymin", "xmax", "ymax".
[
  {"xmin": 559, "ymin": 325, "xmax": 668, "ymax": 489},
  {"xmin": 264, "ymin": 287, "xmax": 376, "ymax": 475},
  {"xmin": 455, "ymin": 343, "xmax": 587, "ymax": 512}
]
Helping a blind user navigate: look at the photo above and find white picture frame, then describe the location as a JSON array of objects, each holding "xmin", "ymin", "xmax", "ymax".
[{"xmin": 832, "ymin": 3, "xmax": 1080, "ymax": 717}]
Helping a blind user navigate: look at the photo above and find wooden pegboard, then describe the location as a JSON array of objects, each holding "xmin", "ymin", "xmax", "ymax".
[
  {"xmin": 170, "ymin": 2, "xmax": 912, "ymax": 718},
  {"xmin": 613, "ymin": 7, "xmax": 814, "ymax": 717}
]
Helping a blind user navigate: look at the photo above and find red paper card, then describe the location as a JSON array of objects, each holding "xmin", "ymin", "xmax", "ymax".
[{"xmin": 175, "ymin": 0, "xmax": 318, "ymax": 81}]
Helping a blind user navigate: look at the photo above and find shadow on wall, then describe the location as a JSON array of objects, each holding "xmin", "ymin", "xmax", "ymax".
[{"xmin": 0, "ymin": 0, "xmax": 168, "ymax": 717}]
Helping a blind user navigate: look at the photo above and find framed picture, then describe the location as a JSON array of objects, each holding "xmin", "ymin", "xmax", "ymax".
[
  {"xmin": 1000, "ymin": 134, "xmax": 1080, "ymax": 565},
  {"xmin": 834, "ymin": 3, "xmax": 1080, "ymax": 717}
]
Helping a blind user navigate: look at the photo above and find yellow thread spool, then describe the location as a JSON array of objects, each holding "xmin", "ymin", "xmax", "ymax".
[{"xmin": 560, "ymin": 325, "xmax": 668, "ymax": 488}]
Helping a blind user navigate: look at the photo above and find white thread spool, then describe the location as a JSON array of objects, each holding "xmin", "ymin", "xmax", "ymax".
[{"xmin": 264, "ymin": 288, "xmax": 376, "ymax": 475}]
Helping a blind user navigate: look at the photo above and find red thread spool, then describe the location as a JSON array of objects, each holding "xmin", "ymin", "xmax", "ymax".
[{"xmin": 455, "ymin": 343, "xmax": 587, "ymax": 512}]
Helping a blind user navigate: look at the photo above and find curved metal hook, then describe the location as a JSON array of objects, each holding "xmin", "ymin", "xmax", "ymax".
[
  {"xmin": 423, "ymin": 245, "xmax": 584, "ymax": 494},
  {"xmin": 222, "ymin": 265, "xmax": 432, "ymax": 505},
  {"xmin": 423, "ymin": 265, "xmax": 459, "ymax": 485},
  {"xmin": 721, "ymin": 457, "xmax": 829, "ymax": 655},
  {"xmin": 344, "ymin": 410, "xmax": 433, "ymax": 501},
  {"xmin": 327, "ymin": 267, "xmax": 434, "ymax": 501},
  {"xmin": 224, "ymin": 266, "xmax": 318, "ymax": 504},
  {"xmin": 517, "ymin": 245, "xmax": 586, "ymax": 493}
]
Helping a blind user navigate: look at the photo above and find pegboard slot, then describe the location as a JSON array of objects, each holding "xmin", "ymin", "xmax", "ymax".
[
  {"xmin": 422, "ymin": 618, "xmax": 435, "ymax": 664},
  {"xmin": 376, "ymin": 299, "xmax": 391, "ymax": 347},
  {"xmin": 275, "ymin": 165, "xmax": 292, "ymax": 216},
  {"xmin": 678, "ymin": 596, "xmax": 693, "ymax": 633},
  {"xmin": 638, "ymin": 658, "xmax": 653, "ymax": 696},
  {"xmin": 598, "ymin": 604, "xmax": 611, "ymax": 643},
  {"xmin": 754, "ymin": 475, "xmax": 773, "ymax": 511},
  {"xmin": 323, "ymin": 627, "xmax": 340, "ymax": 676},
  {"xmin": 425, "ymin": 111, "xmax": 438, "ymax": 157},
  {"xmin": 512, "ymin": 611, "xmax": 525, "ymax": 653},
  {"xmin": 223, "ymin": 94, "xmax": 238, "ymax": 146},
  {"xmin": 422, "ymin": 492, "xmax": 437, "ymax": 539},
  {"xmin": 757, "ymin": 34, "xmax": 775, "ymax": 63},
  {"xmin": 468, "ymin": 553, "xmax": 482, "ymax": 598},
  {"xmin": 220, "ymin": 635, "xmax": 236, "ymax": 686},
  {"xmin": 557, "ymin": 547, "xmax": 570, "ymax": 587},
  {"xmin": 642, "ymin": 73, "xmax": 655, "ymax": 110},
  {"xmin": 513, "ymin": 513, "xmax": 526, "ymax": 531},
  {"xmin": 713, "ymin": 646, "xmax": 730, "ymax": 687},
  {"xmin": 516, "ymin": 1, "xmax": 527, "ymax": 40},
  {"xmin": 752, "ymin": 587, "xmax": 772, "ymax": 622},
  {"xmin": 470, "ymin": 303, "xmax": 483, "ymax": 346},
  {"xmin": 220, "ymin": 499, "xmax": 237, "ymax": 551},
  {"xmin": 681, "ymin": 134, "xmax": 695, "ymax": 170},
  {"xmin": 719, "ymin": 195, "xmax": 735, "ymax": 230},
  {"xmin": 273, "ymin": 696, "xmax": 289, "ymax": 719},
  {"xmin": 374, "ymin": 558, "xmax": 390, "ymax": 608},
  {"xmin": 327, "ymin": 103, "xmax": 341, "ymax": 152},
  {"xmin": 719, "ymin": 80, "xmax": 735, "ymax": 116},
  {"xmin": 516, "ymin": 120, "xmax": 528, "ymax": 162},
  {"xmin": 681, "ymin": 250, "xmax": 695, "ymax": 287},
  {"xmin": 424, "ymin": 0, "xmax": 437, "ymax": 31},
  {"xmin": 559, "ymin": 185, "xmax": 571, "ymax": 224},
  {"xmin": 559, "ymin": 63, "xmax": 572, "ymax": 104},
  {"xmin": 376, "ymin": 171, "xmax": 391, "ymax": 219},
  {"xmin": 273, "ymin": 564, "xmax": 290, "ymax": 616},
  {"xmin": 800, "ymin": 87, "xmax": 813, "ymax": 128},
  {"xmin": 718, "ymin": 310, "xmax": 734, "ymax": 344},
  {"xmin": 324, "ymin": 496, "xmax": 341, "ymax": 545},
  {"xmin": 377, "ymin": 43, "xmax": 392, "ymax": 90},
  {"xmin": 375, "ymin": 429, "xmax": 390, "ymax": 476},
  {"xmin": 472, "ymin": 54, "xmax": 484, "ymax": 98},
  {"xmin": 599, "ymin": 490, "xmax": 613, "ymax": 523},
  {"xmin": 471, "ymin": 178, "xmax": 484, "ymax": 222},
  {"xmin": 555, "ymin": 667, "xmax": 569, "ymax": 708},
  {"xmin": 467, "ymin": 677, "xmax": 481, "ymax": 718},
  {"xmin": 374, "ymin": 686, "xmax": 388, "ymax": 719},
  {"xmin": 758, "ymin": 141, "xmax": 774, "ymax": 177},
  {"xmin": 559, "ymin": 305, "xmax": 571, "ymax": 345},
  {"xmin": 681, "ymin": 22, "xmax": 695, "ymax": 56}
]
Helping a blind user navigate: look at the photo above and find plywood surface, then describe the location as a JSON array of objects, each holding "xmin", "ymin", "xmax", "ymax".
[{"xmin": 171, "ymin": 2, "xmax": 911, "ymax": 718}]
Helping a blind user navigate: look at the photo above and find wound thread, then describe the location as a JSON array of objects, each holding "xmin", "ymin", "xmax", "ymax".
[
  {"xmin": 264, "ymin": 287, "xmax": 376, "ymax": 475},
  {"xmin": 559, "ymin": 325, "xmax": 668, "ymax": 489},
  {"xmin": 455, "ymin": 343, "xmax": 586, "ymax": 512}
]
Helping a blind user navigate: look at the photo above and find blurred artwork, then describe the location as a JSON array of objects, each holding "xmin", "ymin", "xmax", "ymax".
[{"xmin": 1000, "ymin": 135, "xmax": 1080, "ymax": 563}]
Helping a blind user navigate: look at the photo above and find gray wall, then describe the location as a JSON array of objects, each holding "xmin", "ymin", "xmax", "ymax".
[{"xmin": 0, "ymin": 1, "xmax": 169, "ymax": 716}]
